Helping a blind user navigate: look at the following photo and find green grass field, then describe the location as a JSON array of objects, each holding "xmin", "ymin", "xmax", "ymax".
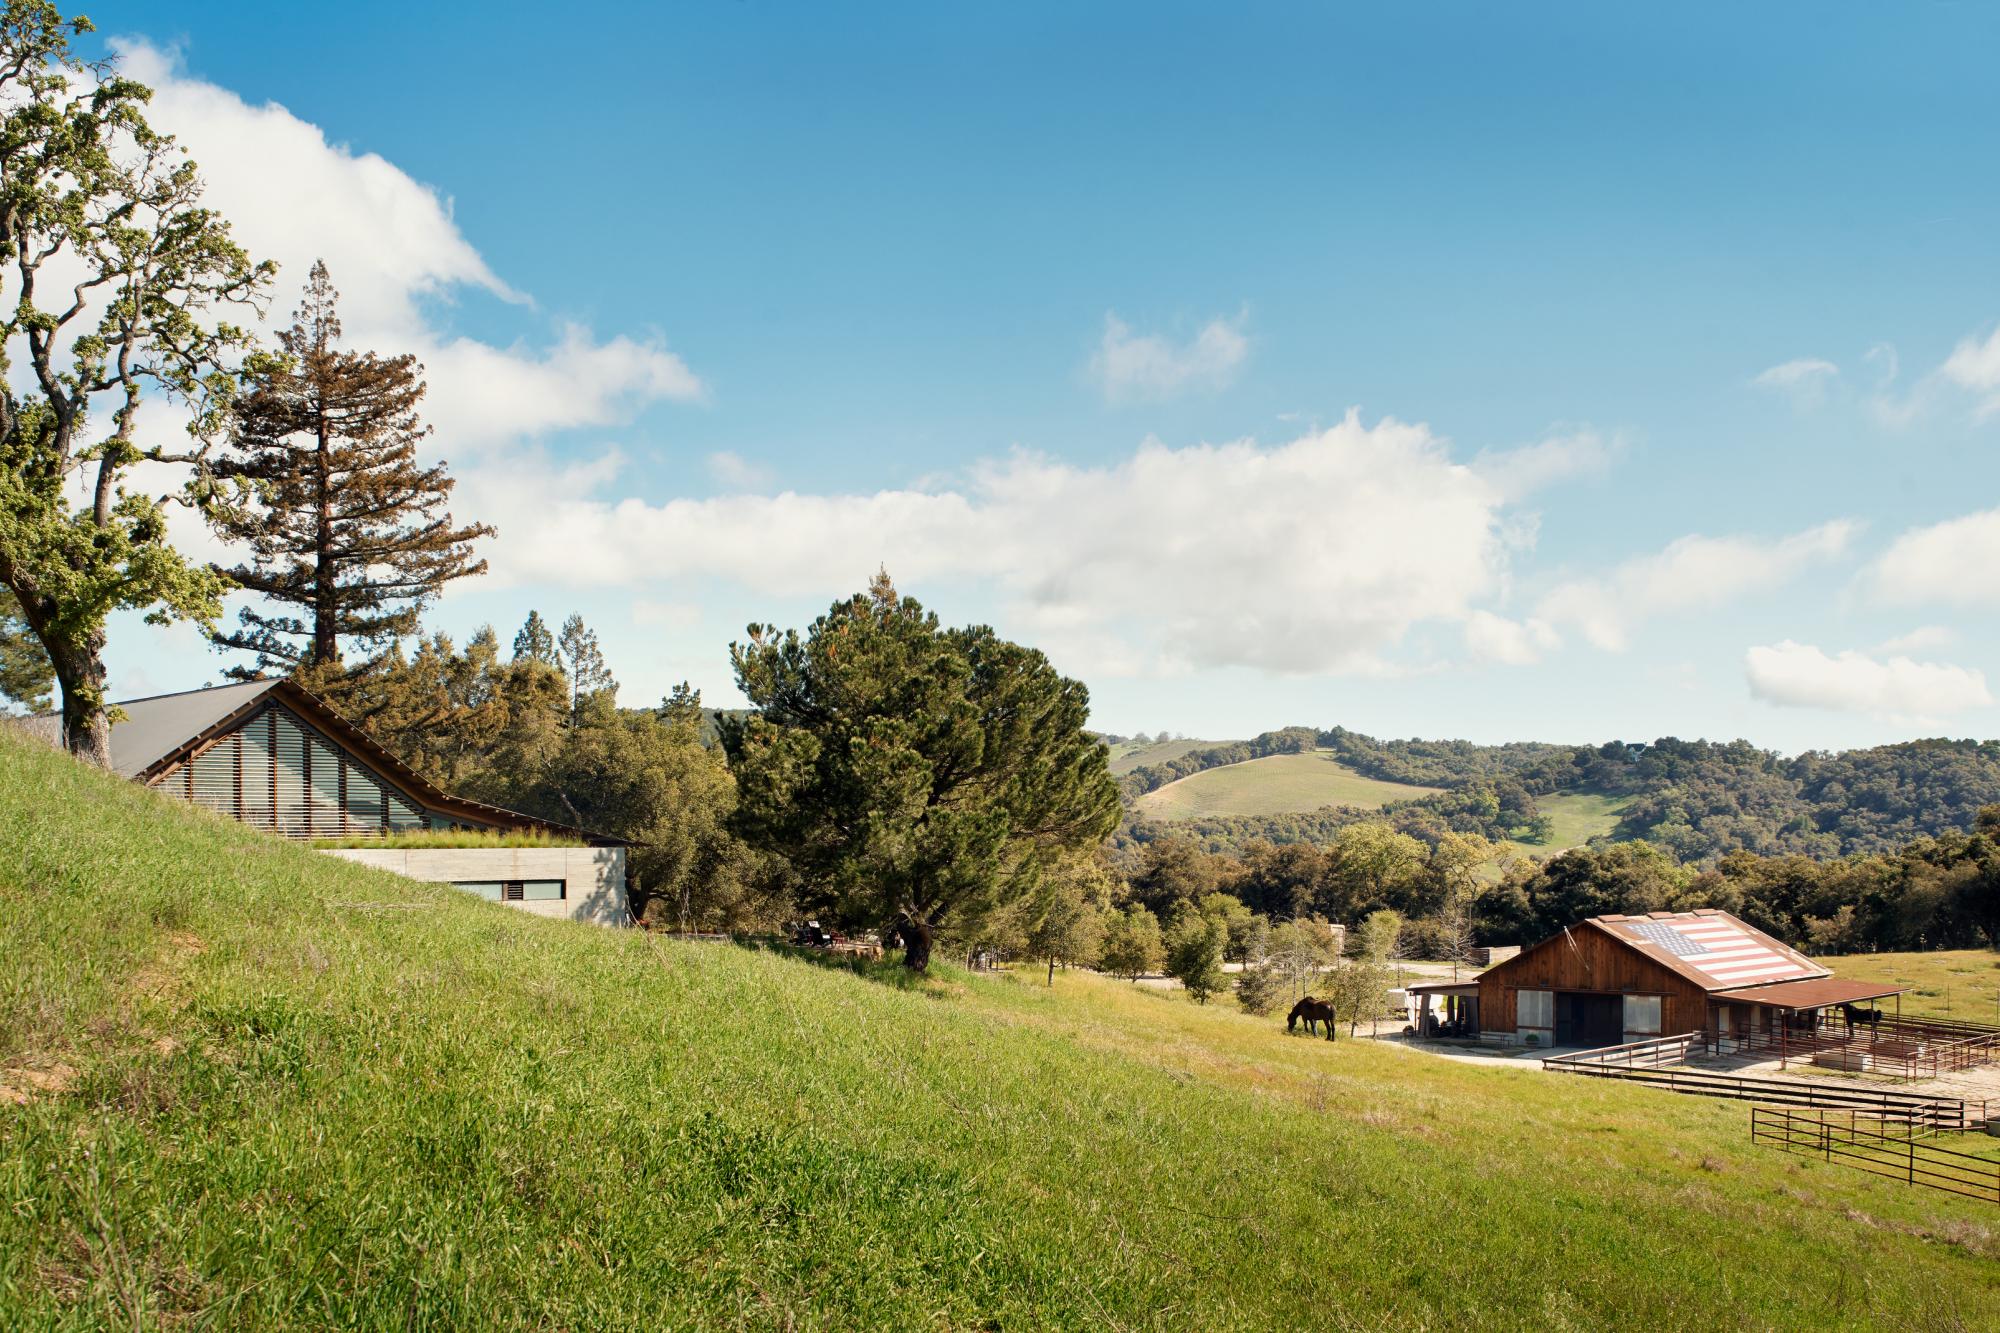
[
  {"xmin": 1815, "ymin": 949, "xmax": 2000, "ymax": 1026},
  {"xmin": 1520, "ymin": 790, "xmax": 1631, "ymax": 851},
  {"xmin": 1106, "ymin": 736, "xmax": 1216, "ymax": 775},
  {"xmin": 1133, "ymin": 750, "xmax": 1441, "ymax": 820},
  {"xmin": 3, "ymin": 731, "xmax": 1998, "ymax": 1328}
]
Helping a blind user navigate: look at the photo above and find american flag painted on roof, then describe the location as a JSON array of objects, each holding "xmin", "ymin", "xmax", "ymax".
[{"xmin": 1608, "ymin": 913, "xmax": 1819, "ymax": 988}]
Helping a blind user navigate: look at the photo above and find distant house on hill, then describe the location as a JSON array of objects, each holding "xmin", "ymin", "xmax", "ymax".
[
  {"xmin": 16, "ymin": 679, "xmax": 630, "ymax": 926},
  {"xmin": 1409, "ymin": 909, "xmax": 1902, "ymax": 1051}
]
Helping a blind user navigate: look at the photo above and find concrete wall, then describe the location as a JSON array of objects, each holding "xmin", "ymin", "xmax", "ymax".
[{"xmin": 325, "ymin": 845, "xmax": 629, "ymax": 926}]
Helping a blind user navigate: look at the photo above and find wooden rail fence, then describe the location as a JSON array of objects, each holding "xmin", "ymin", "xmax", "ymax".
[
  {"xmin": 1750, "ymin": 1107, "xmax": 2000, "ymax": 1204},
  {"xmin": 1545, "ymin": 1036, "xmax": 1987, "ymax": 1130}
]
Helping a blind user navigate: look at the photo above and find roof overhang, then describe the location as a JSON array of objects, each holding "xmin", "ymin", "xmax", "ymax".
[
  {"xmin": 1711, "ymin": 977, "xmax": 1905, "ymax": 1010},
  {"xmin": 142, "ymin": 678, "xmax": 634, "ymax": 848},
  {"xmin": 1406, "ymin": 982, "xmax": 1480, "ymax": 997}
]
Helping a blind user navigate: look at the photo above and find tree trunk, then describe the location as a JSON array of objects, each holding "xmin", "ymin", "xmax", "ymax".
[
  {"xmin": 899, "ymin": 917, "xmax": 933, "ymax": 971},
  {"xmin": 51, "ymin": 639, "xmax": 112, "ymax": 768},
  {"xmin": 1047, "ymin": 956, "xmax": 1056, "ymax": 987},
  {"xmin": 312, "ymin": 415, "xmax": 338, "ymax": 668}
]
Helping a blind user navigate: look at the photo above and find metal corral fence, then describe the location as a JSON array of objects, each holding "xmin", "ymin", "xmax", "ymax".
[
  {"xmin": 1546, "ymin": 1035, "xmax": 1988, "ymax": 1131},
  {"xmin": 1725, "ymin": 1014, "xmax": 2000, "ymax": 1080},
  {"xmin": 1751, "ymin": 1107, "xmax": 2000, "ymax": 1205}
]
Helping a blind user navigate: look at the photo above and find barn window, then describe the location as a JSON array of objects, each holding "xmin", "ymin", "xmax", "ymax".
[
  {"xmin": 1623, "ymin": 994, "xmax": 1662, "ymax": 1036},
  {"xmin": 1516, "ymin": 989, "xmax": 1553, "ymax": 1030}
]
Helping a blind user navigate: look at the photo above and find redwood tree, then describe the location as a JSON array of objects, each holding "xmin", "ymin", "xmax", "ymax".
[{"xmin": 213, "ymin": 261, "xmax": 493, "ymax": 673}]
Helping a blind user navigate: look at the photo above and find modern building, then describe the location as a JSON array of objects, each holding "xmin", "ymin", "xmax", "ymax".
[
  {"xmin": 17, "ymin": 679, "xmax": 630, "ymax": 925},
  {"xmin": 1409, "ymin": 909, "xmax": 1903, "ymax": 1051}
]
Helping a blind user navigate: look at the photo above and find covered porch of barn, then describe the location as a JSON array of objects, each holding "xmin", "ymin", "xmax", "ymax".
[
  {"xmin": 1405, "ymin": 981, "xmax": 1481, "ymax": 1038},
  {"xmin": 1706, "ymin": 976, "xmax": 1923, "ymax": 1073}
]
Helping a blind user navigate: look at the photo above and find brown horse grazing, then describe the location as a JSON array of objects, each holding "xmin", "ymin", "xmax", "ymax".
[{"xmin": 1287, "ymin": 996, "xmax": 1337, "ymax": 1040}]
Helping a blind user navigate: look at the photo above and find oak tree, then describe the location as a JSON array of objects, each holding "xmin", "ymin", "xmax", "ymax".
[{"xmin": 0, "ymin": 3, "xmax": 270, "ymax": 761}]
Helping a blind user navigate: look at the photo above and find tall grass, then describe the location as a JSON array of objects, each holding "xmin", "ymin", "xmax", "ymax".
[{"xmin": 1, "ymin": 729, "xmax": 1995, "ymax": 1329}]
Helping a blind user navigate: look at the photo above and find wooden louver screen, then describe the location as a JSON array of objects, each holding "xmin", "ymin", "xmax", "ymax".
[{"xmin": 152, "ymin": 704, "xmax": 434, "ymax": 840}]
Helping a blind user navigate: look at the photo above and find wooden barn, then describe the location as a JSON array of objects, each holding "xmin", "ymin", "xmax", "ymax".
[{"xmin": 1409, "ymin": 909, "xmax": 1904, "ymax": 1053}]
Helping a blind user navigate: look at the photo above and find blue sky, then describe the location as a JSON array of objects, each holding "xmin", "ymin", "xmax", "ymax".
[{"xmin": 79, "ymin": 1, "xmax": 2000, "ymax": 752}]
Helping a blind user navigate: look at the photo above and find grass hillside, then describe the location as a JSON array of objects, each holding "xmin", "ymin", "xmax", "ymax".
[
  {"xmin": 3, "ymin": 732, "xmax": 1998, "ymax": 1328},
  {"xmin": 1106, "ymin": 736, "xmax": 1215, "ymax": 775},
  {"xmin": 1134, "ymin": 750, "xmax": 1441, "ymax": 820},
  {"xmin": 1815, "ymin": 949, "xmax": 2000, "ymax": 1025},
  {"xmin": 1521, "ymin": 790, "xmax": 1631, "ymax": 851}
]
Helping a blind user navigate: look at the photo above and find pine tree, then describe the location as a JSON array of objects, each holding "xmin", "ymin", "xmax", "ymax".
[
  {"xmin": 0, "ymin": 588, "xmax": 54, "ymax": 714},
  {"xmin": 723, "ymin": 571, "xmax": 1123, "ymax": 970},
  {"xmin": 212, "ymin": 261, "xmax": 494, "ymax": 674},
  {"xmin": 557, "ymin": 613, "xmax": 615, "ymax": 711},
  {"xmin": 512, "ymin": 610, "xmax": 559, "ymax": 666}
]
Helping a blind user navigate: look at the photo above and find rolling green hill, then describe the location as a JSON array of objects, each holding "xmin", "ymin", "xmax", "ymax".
[
  {"xmin": 1134, "ymin": 750, "xmax": 1441, "ymax": 820},
  {"xmin": 1107, "ymin": 736, "xmax": 1216, "ymax": 775},
  {"xmin": 2, "ymin": 730, "xmax": 1996, "ymax": 1327},
  {"xmin": 1515, "ymin": 790, "xmax": 1632, "ymax": 854}
]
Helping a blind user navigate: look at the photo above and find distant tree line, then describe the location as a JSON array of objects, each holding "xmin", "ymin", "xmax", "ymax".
[{"xmin": 1111, "ymin": 724, "xmax": 2000, "ymax": 865}]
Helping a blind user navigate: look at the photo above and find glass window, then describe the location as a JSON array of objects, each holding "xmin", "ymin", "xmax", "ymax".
[
  {"xmin": 1624, "ymin": 994, "xmax": 1663, "ymax": 1036},
  {"xmin": 1517, "ymin": 989, "xmax": 1553, "ymax": 1029},
  {"xmin": 346, "ymin": 768, "xmax": 385, "ymax": 833},
  {"xmin": 241, "ymin": 716, "xmax": 273, "ymax": 828},
  {"xmin": 273, "ymin": 713, "xmax": 308, "ymax": 835},
  {"xmin": 454, "ymin": 882, "xmax": 504, "ymax": 901},
  {"xmin": 521, "ymin": 880, "xmax": 565, "ymax": 901}
]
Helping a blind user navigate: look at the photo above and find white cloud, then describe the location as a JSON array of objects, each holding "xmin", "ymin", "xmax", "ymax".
[
  {"xmin": 1463, "ymin": 611, "xmax": 1559, "ymax": 666},
  {"xmin": 1538, "ymin": 521, "xmax": 1858, "ymax": 651},
  {"xmin": 706, "ymin": 450, "xmax": 775, "ymax": 491},
  {"xmin": 1089, "ymin": 311, "xmax": 1248, "ymax": 403},
  {"xmin": 1751, "ymin": 357, "xmax": 1839, "ymax": 407},
  {"xmin": 113, "ymin": 41, "xmax": 701, "ymax": 457},
  {"xmin": 1941, "ymin": 324, "xmax": 2000, "ymax": 417},
  {"xmin": 1745, "ymin": 640, "xmax": 1991, "ymax": 718},
  {"xmin": 469, "ymin": 411, "xmax": 1597, "ymax": 677},
  {"xmin": 1865, "ymin": 506, "xmax": 2000, "ymax": 605},
  {"xmin": 1470, "ymin": 429, "xmax": 1614, "ymax": 501},
  {"xmin": 1752, "ymin": 358, "xmax": 1839, "ymax": 391},
  {"xmin": 1875, "ymin": 625, "xmax": 1958, "ymax": 655}
]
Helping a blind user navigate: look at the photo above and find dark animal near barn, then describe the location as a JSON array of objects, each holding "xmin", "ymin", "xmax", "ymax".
[
  {"xmin": 1840, "ymin": 1003, "xmax": 1884, "ymax": 1035},
  {"xmin": 1288, "ymin": 996, "xmax": 1337, "ymax": 1040}
]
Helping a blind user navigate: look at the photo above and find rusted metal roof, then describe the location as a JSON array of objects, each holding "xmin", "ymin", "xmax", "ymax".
[
  {"xmin": 1592, "ymin": 910, "xmax": 1826, "ymax": 992},
  {"xmin": 1711, "ymin": 977, "xmax": 1906, "ymax": 1009}
]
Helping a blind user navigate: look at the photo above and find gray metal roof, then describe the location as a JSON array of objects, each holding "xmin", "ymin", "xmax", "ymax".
[
  {"xmin": 17, "ymin": 679, "xmax": 278, "ymax": 778},
  {"xmin": 11, "ymin": 678, "xmax": 631, "ymax": 845}
]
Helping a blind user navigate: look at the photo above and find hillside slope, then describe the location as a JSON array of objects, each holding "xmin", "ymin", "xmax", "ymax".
[
  {"xmin": 1, "ymin": 731, "xmax": 1996, "ymax": 1328},
  {"xmin": 1135, "ymin": 750, "xmax": 1440, "ymax": 820}
]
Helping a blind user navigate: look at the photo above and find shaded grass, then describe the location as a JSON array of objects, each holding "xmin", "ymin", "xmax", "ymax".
[
  {"xmin": 2, "ymin": 730, "xmax": 1998, "ymax": 1329},
  {"xmin": 1135, "ymin": 750, "xmax": 1441, "ymax": 820}
]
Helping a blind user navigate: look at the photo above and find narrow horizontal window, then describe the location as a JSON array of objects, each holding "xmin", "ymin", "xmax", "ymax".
[
  {"xmin": 453, "ymin": 882, "xmax": 505, "ymax": 902},
  {"xmin": 521, "ymin": 880, "xmax": 565, "ymax": 901}
]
